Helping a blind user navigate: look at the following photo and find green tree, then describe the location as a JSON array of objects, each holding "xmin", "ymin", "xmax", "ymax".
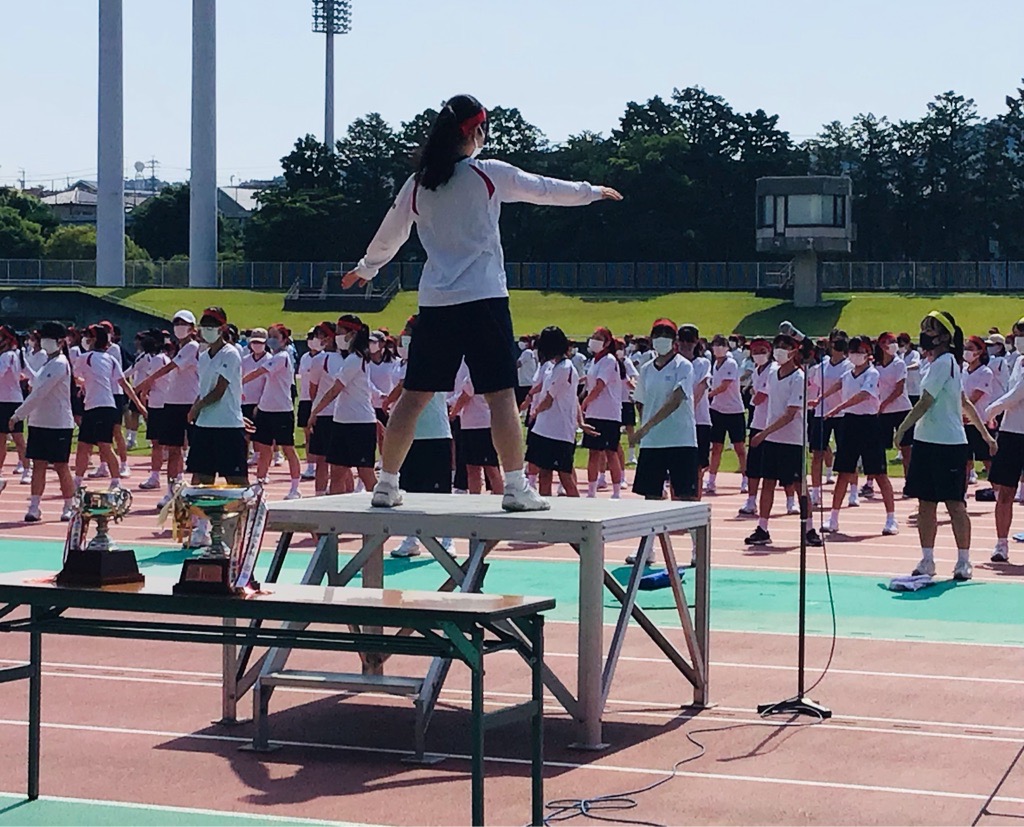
[
  {"xmin": 129, "ymin": 183, "xmax": 231, "ymax": 260},
  {"xmin": 42, "ymin": 224, "xmax": 150, "ymax": 260},
  {"xmin": 0, "ymin": 188, "xmax": 58, "ymax": 237},
  {"xmin": 0, "ymin": 206, "xmax": 45, "ymax": 258},
  {"xmin": 281, "ymin": 134, "xmax": 343, "ymax": 191}
]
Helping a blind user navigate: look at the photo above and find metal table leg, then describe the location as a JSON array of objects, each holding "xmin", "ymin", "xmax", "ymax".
[
  {"xmin": 470, "ymin": 626, "xmax": 485, "ymax": 827},
  {"xmin": 694, "ymin": 523, "xmax": 711, "ymax": 707},
  {"xmin": 28, "ymin": 606, "xmax": 41, "ymax": 800},
  {"xmin": 573, "ymin": 531, "xmax": 606, "ymax": 749},
  {"xmin": 530, "ymin": 615, "xmax": 545, "ymax": 827}
]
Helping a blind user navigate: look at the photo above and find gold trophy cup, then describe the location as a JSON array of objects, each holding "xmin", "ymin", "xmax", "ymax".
[{"xmin": 57, "ymin": 487, "xmax": 143, "ymax": 587}]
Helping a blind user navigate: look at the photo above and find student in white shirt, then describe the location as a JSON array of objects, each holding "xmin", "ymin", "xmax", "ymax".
[
  {"xmin": 746, "ymin": 335, "xmax": 818, "ymax": 547},
  {"xmin": 706, "ymin": 334, "xmax": 748, "ymax": 494},
  {"xmin": 896, "ymin": 332, "xmax": 923, "ymax": 476},
  {"xmin": 242, "ymin": 323, "xmax": 302, "ymax": 498},
  {"xmin": 524, "ymin": 326, "xmax": 582, "ymax": 498},
  {"xmin": 986, "ymin": 334, "xmax": 1010, "ymax": 398},
  {"xmin": 449, "ymin": 358, "xmax": 504, "ymax": 496},
  {"xmin": 312, "ymin": 315, "xmax": 379, "ymax": 496},
  {"xmin": 807, "ymin": 335, "xmax": 849, "ymax": 505},
  {"xmin": 340, "ymin": 95, "xmax": 621, "ymax": 513},
  {"xmin": 366, "ymin": 330, "xmax": 398, "ymax": 460},
  {"xmin": 94, "ymin": 320, "xmax": 131, "ymax": 480},
  {"xmin": 306, "ymin": 322, "xmax": 342, "ymax": 497},
  {"xmin": 134, "ymin": 309, "xmax": 199, "ymax": 504},
  {"xmin": 298, "ymin": 328, "xmax": 321, "ymax": 478},
  {"xmin": 961, "ymin": 335, "xmax": 996, "ymax": 484},
  {"xmin": 72, "ymin": 323, "xmax": 146, "ymax": 491},
  {"xmin": 677, "ymin": 324, "xmax": 712, "ymax": 497},
  {"xmin": 894, "ymin": 311, "xmax": 997, "ymax": 581},
  {"xmin": 983, "ymin": 317, "xmax": 1024, "ymax": 563},
  {"xmin": 133, "ymin": 330, "xmax": 171, "ymax": 491},
  {"xmin": 581, "ymin": 327, "xmax": 625, "ymax": 498},
  {"xmin": 240, "ymin": 327, "xmax": 269, "ymax": 465},
  {"xmin": 6, "ymin": 322, "xmax": 76, "ymax": 522},
  {"xmin": 822, "ymin": 336, "xmax": 897, "ymax": 537},
  {"xmin": 515, "ymin": 336, "xmax": 539, "ymax": 409},
  {"xmin": 0, "ymin": 325, "xmax": 28, "ymax": 482},
  {"xmin": 875, "ymin": 331, "xmax": 913, "ymax": 491},
  {"xmin": 617, "ymin": 345, "xmax": 640, "ymax": 465},
  {"xmin": 738, "ymin": 338, "xmax": 773, "ymax": 516},
  {"xmin": 22, "ymin": 331, "xmax": 48, "ymax": 378}
]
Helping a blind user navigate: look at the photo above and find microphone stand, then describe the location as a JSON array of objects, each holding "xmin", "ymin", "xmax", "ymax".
[{"xmin": 757, "ymin": 340, "xmax": 832, "ymax": 719}]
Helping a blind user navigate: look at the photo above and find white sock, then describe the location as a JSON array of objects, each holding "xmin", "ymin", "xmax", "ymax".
[
  {"xmin": 887, "ymin": 511, "xmax": 895, "ymax": 521},
  {"xmin": 289, "ymin": 478, "xmax": 300, "ymax": 493},
  {"xmin": 744, "ymin": 495, "xmax": 756, "ymax": 509},
  {"xmin": 588, "ymin": 481, "xmax": 597, "ymax": 498},
  {"xmin": 811, "ymin": 486, "xmax": 821, "ymax": 499},
  {"xmin": 996, "ymin": 537, "xmax": 1009, "ymax": 550},
  {"xmin": 786, "ymin": 495, "xmax": 795, "ymax": 510},
  {"xmin": 379, "ymin": 470, "xmax": 399, "ymax": 488},
  {"xmin": 612, "ymin": 483, "xmax": 621, "ymax": 499},
  {"xmin": 73, "ymin": 476, "xmax": 82, "ymax": 489},
  {"xmin": 757, "ymin": 517, "xmax": 768, "ymax": 531},
  {"xmin": 63, "ymin": 498, "xmax": 73, "ymax": 510},
  {"xmin": 505, "ymin": 469, "xmax": 527, "ymax": 491},
  {"xmin": 957, "ymin": 548, "xmax": 970, "ymax": 563},
  {"xmin": 830, "ymin": 509, "xmax": 839, "ymax": 524},
  {"xmin": 708, "ymin": 473, "xmax": 717, "ymax": 484},
  {"xmin": 921, "ymin": 547, "xmax": 934, "ymax": 561},
  {"xmin": 28, "ymin": 495, "xmax": 40, "ymax": 509}
]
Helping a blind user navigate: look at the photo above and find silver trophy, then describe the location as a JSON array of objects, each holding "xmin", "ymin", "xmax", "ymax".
[{"xmin": 58, "ymin": 487, "xmax": 143, "ymax": 587}]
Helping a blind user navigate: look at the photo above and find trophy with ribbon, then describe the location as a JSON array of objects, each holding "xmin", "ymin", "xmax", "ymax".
[
  {"xmin": 57, "ymin": 487, "xmax": 144, "ymax": 587},
  {"xmin": 172, "ymin": 485, "xmax": 268, "ymax": 596}
]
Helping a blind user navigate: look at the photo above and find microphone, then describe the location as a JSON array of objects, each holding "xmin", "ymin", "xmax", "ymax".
[{"xmin": 779, "ymin": 320, "xmax": 806, "ymax": 341}]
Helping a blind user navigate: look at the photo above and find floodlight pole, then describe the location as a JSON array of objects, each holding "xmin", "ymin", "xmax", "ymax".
[
  {"xmin": 97, "ymin": 0, "xmax": 125, "ymax": 287},
  {"xmin": 189, "ymin": 0, "xmax": 218, "ymax": 288},
  {"xmin": 324, "ymin": 7, "xmax": 335, "ymax": 149}
]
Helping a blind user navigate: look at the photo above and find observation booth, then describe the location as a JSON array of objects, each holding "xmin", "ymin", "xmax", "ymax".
[{"xmin": 756, "ymin": 176, "xmax": 853, "ymax": 307}]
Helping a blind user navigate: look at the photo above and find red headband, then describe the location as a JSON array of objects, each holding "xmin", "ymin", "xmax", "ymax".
[
  {"xmin": 651, "ymin": 318, "xmax": 677, "ymax": 334},
  {"xmin": 336, "ymin": 318, "xmax": 362, "ymax": 333},
  {"xmin": 459, "ymin": 109, "xmax": 487, "ymax": 137},
  {"xmin": 201, "ymin": 307, "xmax": 227, "ymax": 326}
]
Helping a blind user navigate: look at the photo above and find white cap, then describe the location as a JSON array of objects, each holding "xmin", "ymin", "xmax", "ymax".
[{"xmin": 172, "ymin": 309, "xmax": 196, "ymax": 325}]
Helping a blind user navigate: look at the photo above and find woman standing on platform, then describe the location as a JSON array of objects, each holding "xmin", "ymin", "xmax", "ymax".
[
  {"xmin": 340, "ymin": 94, "xmax": 621, "ymax": 512},
  {"xmin": 894, "ymin": 311, "xmax": 997, "ymax": 581}
]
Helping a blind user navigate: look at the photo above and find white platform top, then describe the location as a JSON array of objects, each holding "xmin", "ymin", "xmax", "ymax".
[{"xmin": 267, "ymin": 493, "xmax": 710, "ymax": 544}]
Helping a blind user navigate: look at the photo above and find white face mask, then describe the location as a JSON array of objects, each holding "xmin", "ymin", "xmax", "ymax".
[
  {"xmin": 753, "ymin": 352, "xmax": 769, "ymax": 366},
  {"xmin": 898, "ymin": 345, "xmax": 908, "ymax": 355},
  {"xmin": 1015, "ymin": 336, "xmax": 1024, "ymax": 352},
  {"xmin": 81, "ymin": 339, "xmax": 93, "ymax": 352},
  {"xmin": 200, "ymin": 327, "xmax": 220, "ymax": 344},
  {"xmin": 308, "ymin": 338, "xmax": 322, "ymax": 353},
  {"xmin": 588, "ymin": 338, "xmax": 605, "ymax": 355},
  {"xmin": 40, "ymin": 338, "xmax": 59, "ymax": 356},
  {"xmin": 964, "ymin": 350, "xmax": 980, "ymax": 363},
  {"xmin": 849, "ymin": 353, "xmax": 868, "ymax": 366},
  {"xmin": 652, "ymin": 337, "xmax": 675, "ymax": 356},
  {"xmin": 773, "ymin": 348, "xmax": 792, "ymax": 364},
  {"xmin": 518, "ymin": 342, "xmax": 528, "ymax": 351},
  {"xmin": 250, "ymin": 341, "xmax": 265, "ymax": 353},
  {"xmin": 988, "ymin": 345, "xmax": 1001, "ymax": 356},
  {"xmin": 886, "ymin": 342, "xmax": 899, "ymax": 356},
  {"xmin": 173, "ymin": 324, "xmax": 191, "ymax": 341},
  {"xmin": 470, "ymin": 127, "xmax": 485, "ymax": 159},
  {"xmin": 712, "ymin": 345, "xmax": 728, "ymax": 358},
  {"xmin": 369, "ymin": 342, "xmax": 381, "ymax": 354}
]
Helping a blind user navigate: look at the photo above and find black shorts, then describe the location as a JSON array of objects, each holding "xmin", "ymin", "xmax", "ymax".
[
  {"xmin": 833, "ymin": 414, "xmax": 887, "ymax": 476},
  {"xmin": 525, "ymin": 432, "xmax": 576, "ymax": 472},
  {"xmin": 632, "ymin": 446, "xmax": 698, "ymax": 500},
  {"xmin": 762, "ymin": 441, "xmax": 803, "ymax": 486},
  {"xmin": 696, "ymin": 423, "xmax": 712, "ymax": 469},
  {"xmin": 241, "ymin": 403, "xmax": 258, "ymax": 424},
  {"xmin": 988, "ymin": 431, "xmax": 1024, "ymax": 488},
  {"xmin": 461, "ymin": 427, "xmax": 499, "ymax": 467},
  {"xmin": 297, "ymin": 400, "xmax": 313, "ymax": 429},
  {"xmin": 621, "ymin": 402, "xmax": 637, "ymax": 428},
  {"xmin": 146, "ymin": 407, "xmax": 163, "ymax": 443},
  {"xmin": 307, "ymin": 415, "xmax": 334, "ymax": 457},
  {"xmin": 113, "ymin": 393, "xmax": 127, "ymax": 423},
  {"xmin": 900, "ymin": 396, "xmax": 920, "ymax": 447},
  {"xmin": 186, "ymin": 426, "xmax": 248, "ymax": 480},
  {"xmin": 160, "ymin": 403, "xmax": 191, "ymax": 447},
  {"xmin": 906, "ymin": 440, "xmax": 969, "ymax": 502},
  {"xmin": 0, "ymin": 402, "xmax": 23, "ymax": 434},
  {"xmin": 966, "ymin": 424, "xmax": 993, "ymax": 463},
  {"xmin": 400, "ymin": 438, "xmax": 453, "ymax": 494},
  {"xmin": 25, "ymin": 426, "xmax": 72, "ymax": 464},
  {"xmin": 374, "ymin": 407, "xmax": 390, "ymax": 427},
  {"xmin": 710, "ymin": 410, "xmax": 746, "ymax": 445},
  {"xmin": 581, "ymin": 418, "xmax": 620, "ymax": 452},
  {"xmin": 127, "ymin": 400, "xmax": 141, "ymax": 416},
  {"xmin": 327, "ymin": 421, "xmax": 377, "ymax": 468},
  {"xmin": 70, "ymin": 386, "xmax": 85, "ymax": 417},
  {"xmin": 515, "ymin": 385, "xmax": 531, "ymax": 408},
  {"xmin": 807, "ymin": 416, "xmax": 840, "ymax": 453},
  {"xmin": 253, "ymin": 410, "xmax": 295, "ymax": 447},
  {"xmin": 78, "ymin": 406, "xmax": 119, "ymax": 445},
  {"xmin": 746, "ymin": 428, "xmax": 765, "ymax": 479},
  {"xmin": 404, "ymin": 297, "xmax": 517, "ymax": 395},
  {"xmin": 878, "ymin": 410, "xmax": 910, "ymax": 452}
]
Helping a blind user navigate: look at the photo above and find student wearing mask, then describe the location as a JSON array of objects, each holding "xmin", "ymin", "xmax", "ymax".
[
  {"xmin": 739, "ymin": 338, "xmax": 773, "ymax": 516},
  {"xmin": 0, "ymin": 325, "xmax": 29, "ymax": 485},
  {"xmin": 961, "ymin": 335, "xmax": 995, "ymax": 487},
  {"xmin": 5, "ymin": 322, "xmax": 76, "ymax": 521},
  {"xmin": 91, "ymin": 320, "xmax": 131, "ymax": 480},
  {"xmin": 366, "ymin": 330, "xmax": 398, "ymax": 461},
  {"xmin": 134, "ymin": 310, "xmax": 200, "ymax": 507},
  {"xmin": 615, "ymin": 340, "xmax": 641, "ymax": 466},
  {"xmin": 822, "ymin": 336, "xmax": 897, "ymax": 537},
  {"xmin": 516, "ymin": 336, "xmax": 539, "ymax": 408},
  {"xmin": 240, "ymin": 327, "xmax": 269, "ymax": 466},
  {"xmin": 243, "ymin": 323, "xmax": 302, "ymax": 499},
  {"xmin": 677, "ymin": 324, "xmax": 712, "ymax": 497},
  {"xmin": 896, "ymin": 332, "xmax": 922, "ymax": 481},
  {"xmin": 185, "ymin": 308, "xmax": 248, "ymax": 547},
  {"xmin": 581, "ymin": 327, "xmax": 624, "ymax": 498},
  {"xmin": 341, "ymin": 94, "xmax": 621, "ymax": 513},
  {"xmin": 806, "ymin": 336, "xmax": 848, "ymax": 506},
  {"xmin": 306, "ymin": 322, "xmax": 342, "ymax": 497},
  {"xmin": 133, "ymin": 330, "xmax": 171, "ymax": 491},
  {"xmin": 894, "ymin": 311, "xmax": 997, "ymax": 581},
  {"xmin": 875, "ymin": 331, "xmax": 913, "ymax": 490},
  {"xmin": 312, "ymin": 315, "xmax": 379, "ymax": 496},
  {"xmin": 297, "ymin": 328, "xmax": 318, "ymax": 479},
  {"xmin": 450, "ymin": 357, "xmax": 504, "ymax": 496},
  {"xmin": 983, "ymin": 318, "xmax": 1024, "ymax": 563},
  {"xmin": 986, "ymin": 333, "xmax": 1010, "ymax": 399},
  {"xmin": 706, "ymin": 334, "xmax": 748, "ymax": 495},
  {"xmin": 747, "ymin": 335, "xmax": 820, "ymax": 547}
]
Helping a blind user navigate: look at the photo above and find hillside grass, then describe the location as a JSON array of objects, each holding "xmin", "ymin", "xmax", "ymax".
[{"xmin": 82, "ymin": 287, "xmax": 1024, "ymax": 339}]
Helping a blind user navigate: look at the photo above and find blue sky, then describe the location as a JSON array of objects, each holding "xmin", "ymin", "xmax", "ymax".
[{"xmin": 2, "ymin": 0, "xmax": 1023, "ymax": 189}]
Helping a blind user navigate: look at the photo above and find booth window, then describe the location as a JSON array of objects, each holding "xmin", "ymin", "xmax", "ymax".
[
  {"xmin": 756, "ymin": 195, "xmax": 775, "ymax": 228},
  {"xmin": 786, "ymin": 194, "xmax": 845, "ymax": 228}
]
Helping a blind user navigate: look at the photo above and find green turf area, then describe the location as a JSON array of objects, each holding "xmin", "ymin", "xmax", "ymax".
[
  {"xmin": 2, "ymin": 537, "xmax": 1020, "ymax": 646},
  {"xmin": 84, "ymin": 288, "xmax": 1024, "ymax": 339}
]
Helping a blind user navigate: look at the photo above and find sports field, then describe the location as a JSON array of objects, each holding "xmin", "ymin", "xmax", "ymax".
[{"xmin": 86, "ymin": 288, "xmax": 1024, "ymax": 339}]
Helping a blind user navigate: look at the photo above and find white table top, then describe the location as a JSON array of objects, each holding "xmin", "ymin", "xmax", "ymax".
[{"xmin": 267, "ymin": 493, "xmax": 710, "ymax": 544}]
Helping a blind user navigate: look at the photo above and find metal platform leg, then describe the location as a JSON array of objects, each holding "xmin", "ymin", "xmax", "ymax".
[
  {"xmin": 693, "ymin": 523, "xmax": 711, "ymax": 707},
  {"xmin": 470, "ymin": 627, "xmax": 485, "ymax": 827},
  {"xmin": 572, "ymin": 530, "xmax": 607, "ymax": 750},
  {"xmin": 28, "ymin": 606, "xmax": 41, "ymax": 800}
]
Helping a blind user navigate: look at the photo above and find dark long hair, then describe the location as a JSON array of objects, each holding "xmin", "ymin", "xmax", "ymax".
[
  {"xmin": 338, "ymin": 314, "xmax": 371, "ymax": 362},
  {"xmin": 537, "ymin": 326, "xmax": 570, "ymax": 363},
  {"xmin": 415, "ymin": 94, "xmax": 486, "ymax": 191}
]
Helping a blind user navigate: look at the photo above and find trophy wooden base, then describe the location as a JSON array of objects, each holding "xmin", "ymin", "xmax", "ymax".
[
  {"xmin": 173, "ymin": 557, "xmax": 259, "ymax": 596},
  {"xmin": 56, "ymin": 548, "xmax": 145, "ymax": 588}
]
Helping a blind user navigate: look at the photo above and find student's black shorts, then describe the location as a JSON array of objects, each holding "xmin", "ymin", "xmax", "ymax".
[
  {"xmin": 79, "ymin": 406, "xmax": 119, "ymax": 446},
  {"xmin": 632, "ymin": 446, "xmax": 698, "ymax": 500},
  {"xmin": 966, "ymin": 424, "xmax": 993, "ymax": 463},
  {"xmin": 746, "ymin": 428, "xmax": 765, "ymax": 479},
  {"xmin": 762, "ymin": 441, "xmax": 803, "ymax": 486},
  {"xmin": 878, "ymin": 410, "xmax": 910, "ymax": 452},
  {"xmin": 710, "ymin": 410, "xmax": 745, "ymax": 445},
  {"xmin": 0, "ymin": 402, "xmax": 22, "ymax": 434},
  {"xmin": 906, "ymin": 440, "xmax": 969, "ymax": 502},
  {"xmin": 525, "ymin": 432, "xmax": 576, "ymax": 472},
  {"xmin": 327, "ymin": 421, "xmax": 377, "ymax": 468},
  {"xmin": 988, "ymin": 431, "xmax": 1024, "ymax": 489},
  {"xmin": 254, "ymin": 410, "xmax": 295, "ymax": 447},
  {"xmin": 186, "ymin": 426, "xmax": 248, "ymax": 480},
  {"xmin": 160, "ymin": 403, "xmax": 191, "ymax": 448},
  {"xmin": 307, "ymin": 415, "xmax": 334, "ymax": 457},
  {"xmin": 834, "ymin": 414, "xmax": 887, "ymax": 477},
  {"xmin": 900, "ymin": 396, "xmax": 920, "ymax": 447},
  {"xmin": 113, "ymin": 393, "xmax": 127, "ymax": 424},
  {"xmin": 807, "ymin": 416, "xmax": 841, "ymax": 453},
  {"xmin": 297, "ymin": 400, "xmax": 313, "ymax": 429},
  {"xmin": 26, "ymin": 426, "xmax": 72, "ymax": 464},
  {"xmin": 461, "ymin": 427, "xmax": 499, "ymax": 467},
  {"xmin": 400, "ymin": 438, "xmax": 453, "ymax": 494},
  {"xmin": 241, "ymin": 404, "xmax": 258, "ymax": 425},
  {"xmin": 404, "ymin": 297, "xmax": 518, "ymax": 395},
  {"xmin": 621, "ymin": 401, "xmax": 637, "ymax": 428},
  {"xmin": 696, "ymin": 423, "xmax": 712, "ymax": 469},
  {"xmin": 146, "ymin": 407, "xmax": 163, "ymax": 443},
  {"xmin": 581, "ymin": 418, "xmax": 620, "ymax": 452}
]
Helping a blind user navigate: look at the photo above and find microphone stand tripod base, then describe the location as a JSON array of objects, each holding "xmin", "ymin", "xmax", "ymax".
[{"xmin": 757, "ymin": 697, "xmax": 832, "ymax": 719}]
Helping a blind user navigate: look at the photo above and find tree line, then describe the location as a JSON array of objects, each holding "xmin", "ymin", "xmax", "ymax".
[{"xmin": 3, "ymin": 83, "xmax": 1024, "ymax": 265}]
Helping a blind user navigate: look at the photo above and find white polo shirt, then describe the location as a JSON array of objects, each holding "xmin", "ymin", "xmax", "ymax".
[
  {"xmin": 14, "ymin": 354, "xmax": 73, "ymax": 430},
  {"xmin": 877, "ymin": 357, "xmax": 912, "ymax": 414},
  {"xmin": 841, "ymin": 365, "xmax": 881, "ymax": 416},
  {"xmin": 330, "ymin": 353, "xmax": 376, "ymax": 425},
  {"xmin": 765, "ymin": 363, "xmax": 806, "ymax": 446},
  {"xmin": 532, "ymin": 359, "xmax": 580, "ymax": 445},
  {"xmin": 710, "ymin": 355, "xmax": 744, "ymax": 415},
  {"xmin": 635, "ymin": 355, "xmax": 695, "ymax": 449},
  {"xmin": 916, "ymin": 352, "xmax": 966, "ymax": 445},
  {"xmin": 165, "ymin": 340, "xmax": 200, "ymax": 405},
  {"xmin": 196, "ymin": 343, "xmax": 244, "ymax": 429},
  {"xmin": 585, "ymin": 354, "xmax": 623, "ymax": 422}
]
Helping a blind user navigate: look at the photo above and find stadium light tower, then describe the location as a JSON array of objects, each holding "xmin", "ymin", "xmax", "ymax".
[
  {"xmin": 312, "ymin": 0, "xmax": 352, "ymax": 150},
  {"xmin": 97, "ymin": 0, "xmax": 125, "ymax": 287},
  {"xmin": 190, "ymin": 0, "xmax": 218, "ymax": 287}
]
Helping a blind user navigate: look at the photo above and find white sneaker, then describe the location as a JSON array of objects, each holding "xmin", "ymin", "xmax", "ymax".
[
  {"xmin": 822, "ymin": 514, "xmax": 839, "ymax": 534},
  {"xmin": 953, "ymin": 559, "xmax": 973, "ymax": 581},
  {"xmin": 809, "ymin": 490, "xmax": 820, "ymax": 507},
  {"xmin": 355, "ymin": 478, "xmax": 366, "ymax": 493},
  {"xmin": 272, "ymin": 452, "xmax": 283, "ymax": 467},
  {"xmin": 704, "ymin": 481, "xmax": 717, "ymax": 495},
  {"xmin": 968, "ymin": 469, "xmax": 978, "ymax": 485},
  {"xmin": 139, "ymin": 474, "xmax": 160, "ymax": 490},
  {"xmin": 24, "ymin": 505, "xmax": 41, "ymax": 523},
  {"xmin": 737, "ymin": 503, "xmax": 757, "ymax": 516},
  {"xmin": 157, "ymin": 491, "xmax": 174, "ymax": 509},
  {"xmin": 740, "ymin": 478, "xmax": 748, "ymax": 494},
  {"xmin": 188, "ymin": 527, "xmax": 211, "ymax": 548},
  {"xmin": 390, "ymin": 536, "xmax": 420, "ymax": 558},
  {"xmin": 556, "ymin": 484, "xmax": 566, "ymax": 496},
  {"xmin": 119, "ymin": 465, "xmax": 132, "ymax": 479},
  {"xmin": 992, "ymin": 544, "xmax": 1010, "ymax": 563},
  {"xmin": 882, "ymin": 517, "xmax": 899, "ymax": 536},
  {"xmin": 371, "ymin": 480, "xmax": 404, "ymax": 508},
  {"xmin": 502, "ymin": 485, "xmax": 550, "ymax": 512},
  {"xmin": 126, "ymin": 434, "xmax": 137, "ymax": 450},
  {"xmin": 283, "ymin": 489, "xmax": 302, "ymax": 501},
  {"xmin": 87, "ymin": 463, "xmax": 110, "ymax": 479},
  {"xmin": 20, "ymin": 468, "xmax": 31, "ymax": 485},
  {"xmin": 912, "ymin": 557, "xmax": 936, "ymax": 577},
  {"xmin": 625, "ymin": 550, "xmax": 654, "ymax": 566},
  {"xmin": 597, "ymin": 476, "xmax": 609, "ymax": 492},
  {"xmin": 786, "ymin": 500, "xmax": 800, "ymax": 515},
  {"xmin": 439, "ymin": 537, "xmax": 454, "ymax": 554},
  {"xmin": 13, "ymin": 462, "xmax": 23, "ymax": 475},
  {"xmin": 60, "ymin": 503, "xmax": 74, "ymax": 522},
  {"xmin": 848, "ymin": 492, "xmax": 859, "ymax": 507},
  {"xmin": 247, "ymin": 454, "xmax": 258, "ymax": 467},
  {"xmin": 300, "ymin": 467, "xmax": 316, "ymax": 480}
]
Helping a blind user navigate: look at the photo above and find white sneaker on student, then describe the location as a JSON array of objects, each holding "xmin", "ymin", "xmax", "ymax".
[
  {"xmin": 992, "ymin": 541, "xmax": 1010, "ymax": 563},
  {"xmin": 912, "ymin": 557, "xmax": 936, "ymax": 577},
  {"xmin": 822, "ymin": 514, "xmax": 839, "ymax": 534},
  {"xmin": 24, "ymin": 505, "xmax": 41, "ymax": 523},
  {"xmin": 300, "ymin": 467, "xmax": 316, "ymax": 480},
  {"xmin": 625, "ymin": 549, "xmax": 654, "ymax": 566},
  {"xmin": 740, "ymin": 477, "xmax": 748, "ymax": 494},
  {"xmin": 87, "ymin": 463, "xmax": 110, "ymax": 479},
  {"xmin": 139, "ymin": 474, "xmax": 160, "ymax": 490},
  {"xmin": 13, "ymin": 462, "xmax": 23, "ymax": 475},
  {"xmin": 283, "ymin": 489, "xmax": 302, "ymax": 501},
  {"xmin": 157, "ymin": 491, "xmax": 174, "ymax": 509},
  {"xmin": 882, "ymin": 517, "xmax": 899, "ymax": 536},
  {"xmin": 439, "ymin": 537, "xmax": 454, "ymax": 554},
  {"xmin": 786, "ymin": 500, "xmax": 800, "ymax": 515},
  {"xmin": 20, "ymin": 467, "xmax": 32, "ymax": 485},
  {"xmin": 502, "ymin": 485, "xmax": 550, "ymax": 512},
  {"xmin": 119, "ymin": 465, "xmax": 132, "ymax": 479},
  {"xmin": 272, "ymin": 451, "xmax": 284, "ymax": 467},
  {"xmin": 371, "ymin": 479, "xmax": 404, "ymax": 508},
  {"xmin": 390, "ymin": 536, "xmax": 420, "ymax": 558},
  {"xmin": 953, "ymin": 559, "xmax": 973, "ymax": 581},
  {"xmin": 60, "ymin": 503, "xmax": 74, "ymax": 522},
  {"xmin": 847, "ymin": 491, "xmax": 859, "ymax": 507}
]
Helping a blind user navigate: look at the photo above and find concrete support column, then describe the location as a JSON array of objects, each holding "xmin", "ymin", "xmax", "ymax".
[
  {"xmin": 97, "ymin": 0, "xmax": 125, "ymax": 287},
  {"xmin": 189, "ymin": 0, "xmax": 218, "ymax": 287},
  {"xmin": 793, "ymin": 250, "xmax": 819, "ymax": 308}
]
